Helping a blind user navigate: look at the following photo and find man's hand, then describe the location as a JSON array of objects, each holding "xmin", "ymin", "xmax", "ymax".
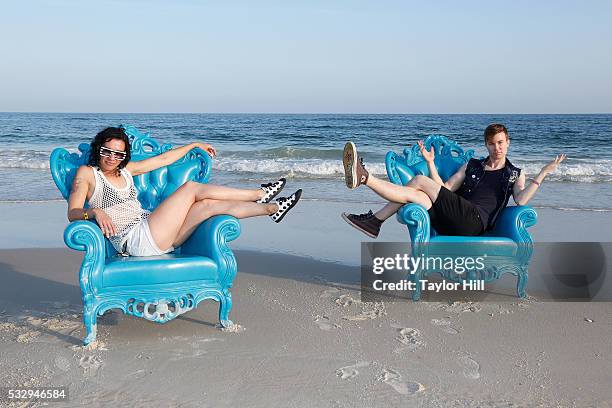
[
  {"xmin": 541, "ymin": 154, "xmax": 566, "ymax": 174},
  {"xmin": 418, "ymin": 140, "xmax": 435, "ymax": 163},
  {"xmin": 513, "ymin": 154, "xmax": 566, "ymax": 205},
  {"xmin": 418, "ymin": 140, "xmax": 445, "ymax": 186},
  {"xmin": 92, "ymin": 209, "xmax": 117, "ymax": 238},
  {"xmin": 195, "ymin": 142, "xmax": 217, "ymax": 158}
]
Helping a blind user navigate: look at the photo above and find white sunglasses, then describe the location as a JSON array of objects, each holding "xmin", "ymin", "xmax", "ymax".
[{"xmin": 99, "ymin": 146, "xmax": 127, "ymax": 160}]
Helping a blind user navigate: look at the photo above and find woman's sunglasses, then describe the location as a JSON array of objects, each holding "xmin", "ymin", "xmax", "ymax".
[{"xmin": 99, "ymin": 146, "xmax": 127, "ymax": 161}]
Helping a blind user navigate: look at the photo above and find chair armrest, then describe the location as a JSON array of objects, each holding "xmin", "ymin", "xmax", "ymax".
[
  {"xmin": 189, "ymin": 146, "xmax": 213, "ymax": 183},
  {"xmin": 397, "ymin": 204, "xmax": 431, "ymax": 244},
  {"xmin": 385, "ymin": 151, "xmax": 416, "ymax": 186},
  {"xmin": 64, "ymin": 221, "xmax": 107, "ymax": 295},
  {"xmin": 488, "ymin": 206, "xmax": 537, "ymax": 244},
  {"xmin": 181, "ymin": 215, "xmax": 241, "ymax": 287}
]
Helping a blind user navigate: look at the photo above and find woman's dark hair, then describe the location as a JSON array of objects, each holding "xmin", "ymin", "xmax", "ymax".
[{"xmin": 88, "ymin": 127, "xmax": 131, "ymax": 170}]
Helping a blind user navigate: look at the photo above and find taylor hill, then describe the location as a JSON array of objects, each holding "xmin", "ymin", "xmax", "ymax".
[{"xmin": 420, "ymin": 279, "xmax": 485, "ymax": 292}]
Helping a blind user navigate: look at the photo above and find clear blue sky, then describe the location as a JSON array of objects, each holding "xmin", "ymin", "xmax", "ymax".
[{"xmin": 1, "ymin": 1, "xmax": 611, "ymax": 113}]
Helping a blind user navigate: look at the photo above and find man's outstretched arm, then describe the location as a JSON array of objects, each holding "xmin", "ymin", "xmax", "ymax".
[
  {"xmin": 443, "ymin": 164, "xmax": 467, "ymax": 192},
  {"xmin": 419, "ymin": 140, "xmax": 445, "ymax": 185},
  {"xmin": 513, "ymin": 154, "xmax": 566, "ymax": 206},
  {"xmin": 418, "ymin": 140, "xmax": 466, "ymax": 191}
]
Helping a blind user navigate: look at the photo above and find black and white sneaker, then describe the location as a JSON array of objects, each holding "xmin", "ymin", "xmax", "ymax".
[
  {"xmin": 270, "ymin": 189, "xmax": 303, "ymax": 223},
  {"xmin": 256, "ymin": 178, "xmax": 287, "ymax": 204}
]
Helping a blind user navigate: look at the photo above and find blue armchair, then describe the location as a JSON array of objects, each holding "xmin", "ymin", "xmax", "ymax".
[
  {"xmin": 50, "ymin": 125, "xmax": 240, "ymax": 345},
  {"xmin": 385, "ymin": 135, "xmax": 537, "ymax": 300}
]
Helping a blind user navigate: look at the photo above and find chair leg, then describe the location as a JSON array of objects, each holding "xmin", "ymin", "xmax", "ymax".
[
  {"xmin": 83, "ymin": 306, "xmax": 98, "ymax": 346},
  {"xmin": 517, "ymin": 267, "xmax": 528, "ymax": 298},
  {"xmin": 412, "ymin": 270, "xmax": 422, "ymax": 301},
  {"xmin": 219, "ymin": 291, "xmax": 233, "ymax": 327}
]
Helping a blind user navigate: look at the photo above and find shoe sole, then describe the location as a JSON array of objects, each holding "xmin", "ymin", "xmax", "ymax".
[
  {"xmin": 274, "ymin": 189, "xmax": 302, "ymax": 223},
  {"xmin": 258, "ymin": 177, "xmax": 287, "ymax": 203},
  {"xmin": 343, "ymin": 142, "xmax": 358, "ymax": 189},
  {"xmin": 341, "ymin": 212, "xmax": 378, "ymax": 239}
]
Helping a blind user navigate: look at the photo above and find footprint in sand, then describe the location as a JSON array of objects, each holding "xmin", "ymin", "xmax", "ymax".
[
  {"xmin": 430, "ymin": 318, "xmax": 459, "ymax": 335},
  {"xmin": 342, "ymin": 302, "xmax": 386, "ymax": 321},
  {"xmin": 458, "ymin": 355, "xmax": 481, "ymax": 379},
  {"xmin": 320, "ymin": 287, "xmax": 343, "ymax": 299},
  {"xmin": 335, "ymin": 361, "xmax": 370, "ymax": 380},
  {"xmin": 78, "ymin": 354, "xmax": 103, "ymax": 376},
  {"xmin": 378, "ymin": 369, "xmax": 425, "ymax": 395},
  {"xmin": 314, "ymin": 315, "xmax": 341, "ymax": 331},
  {"xmin": 335, "ymin": 294, "xmax": 360, "ymax": 307},
  {"xmin": 394, "ymin": 328, "xmax": 425, "ymax": 352}
]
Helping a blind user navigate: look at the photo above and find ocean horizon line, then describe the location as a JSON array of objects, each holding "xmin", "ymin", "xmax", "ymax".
[{"xmin": 2, "ymin": 111, "xmax": 612, "ymax": 116}]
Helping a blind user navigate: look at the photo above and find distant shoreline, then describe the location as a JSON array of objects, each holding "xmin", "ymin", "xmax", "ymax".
[{"xmin": 2, "ymin": 111, "xmax": 612, "ymax": 115}]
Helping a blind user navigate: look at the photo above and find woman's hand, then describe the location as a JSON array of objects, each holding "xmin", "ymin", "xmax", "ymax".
[
  {"xmin": 418, "ymin": 140, "xmax": 435, "ymax": 163},
  {"xmin": 195, "ymin": 142, "xmax": 217, "ymax": 158},
  {"xmin": 92, "ymin": 209, "xmax": 117, "ymax": 238},
  {"xmin": 541, "ymin": 154, "xmax": 566, "ymax": 175}
]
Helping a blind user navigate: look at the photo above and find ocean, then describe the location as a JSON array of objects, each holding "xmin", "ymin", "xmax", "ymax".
[{"xmin": 1, "ymin": 113, "xmax": 611, "ymax": 212}]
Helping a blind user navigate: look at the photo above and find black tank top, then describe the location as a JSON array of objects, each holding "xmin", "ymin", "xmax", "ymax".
[{"xmin": 460, "ymin": 168, "xmax": 505, "ymax": 230}]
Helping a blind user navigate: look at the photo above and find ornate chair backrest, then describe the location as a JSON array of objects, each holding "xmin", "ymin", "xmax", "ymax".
[
  {"xmin": 50, "ymin": 125, "xmax": 212, "ymax": 254},
  {"xmin": 51, "ymin": 125, "xmax": 212, "ymax": 209},
  {"xmin": 385, "ymin": 134, "xmax": 475, "ymax": 186}
]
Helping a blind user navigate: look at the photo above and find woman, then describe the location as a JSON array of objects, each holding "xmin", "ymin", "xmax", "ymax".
[{"xmin": 68, "ymin": 127, "xmax": 302, "ymax": 256}]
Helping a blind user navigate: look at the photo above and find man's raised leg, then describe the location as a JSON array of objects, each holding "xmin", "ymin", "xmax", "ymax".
[
  {"xmin": 366, "ymin": 175, "xmax": 441, "ymax": 209},
  {"xmin": 342, "ymin": 142, "xmax": 439, "ymax": 208}
]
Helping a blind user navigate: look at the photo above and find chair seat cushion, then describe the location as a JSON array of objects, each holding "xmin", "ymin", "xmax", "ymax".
[
  {"xmin": 103, "ymin": 254, "xmax": 219, "ymax": 287},
  {"xmin": 428, "ymin": 236, "xmax": 518, "ymax": 257}
]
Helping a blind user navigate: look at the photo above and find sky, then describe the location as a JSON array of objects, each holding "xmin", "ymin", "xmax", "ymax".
[{"xmin": 1, "ymin": 0, "xmax": 611, "ymax": 114}]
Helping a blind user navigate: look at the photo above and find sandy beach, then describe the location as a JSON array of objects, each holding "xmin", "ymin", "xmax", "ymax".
[
  {"xmin": 3, "ymin": 0, "xmax": 612, "ymax": 403},
  {"xmin": 0, "ymin": 200, "xmax": 611, "ymax": 407}
]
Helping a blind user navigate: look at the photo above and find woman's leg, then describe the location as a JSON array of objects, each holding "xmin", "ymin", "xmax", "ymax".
[
  {"xmin": 171, "ymin": 200, "xmax": 277, "ymax": 247},
  {"xmin": 183, "ymin": 180, "xmax": 265, "ymax": 202},
  {"xmin": 149, "ymin": 198, "xmax": 278, "ymax": 251},
  {"xmin": 146, "ymin": 181, "xmax": 268, "ymax": 251}
]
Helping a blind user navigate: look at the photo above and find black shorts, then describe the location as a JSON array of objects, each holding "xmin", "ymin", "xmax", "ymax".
[{"xmin": 427, "ymin": 187, "xmax": 484, "ymax": 236}]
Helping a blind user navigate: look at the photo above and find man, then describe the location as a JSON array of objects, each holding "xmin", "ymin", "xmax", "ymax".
[{"xmin": 341, "ymin": 124, "xmax": 565, "ymax": 238}]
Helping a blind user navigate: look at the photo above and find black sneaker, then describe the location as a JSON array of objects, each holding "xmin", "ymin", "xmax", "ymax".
[
  {"xmin": 270, "ymin": 189, "xmax": 303, "ymax": 223},
  {"xmin": 341, "ymin": 210, "xmax": 382, "ymax": 238},
  {"xmin": 257, "ymin": 178, "xmax": 287, "ymax": 203}
]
